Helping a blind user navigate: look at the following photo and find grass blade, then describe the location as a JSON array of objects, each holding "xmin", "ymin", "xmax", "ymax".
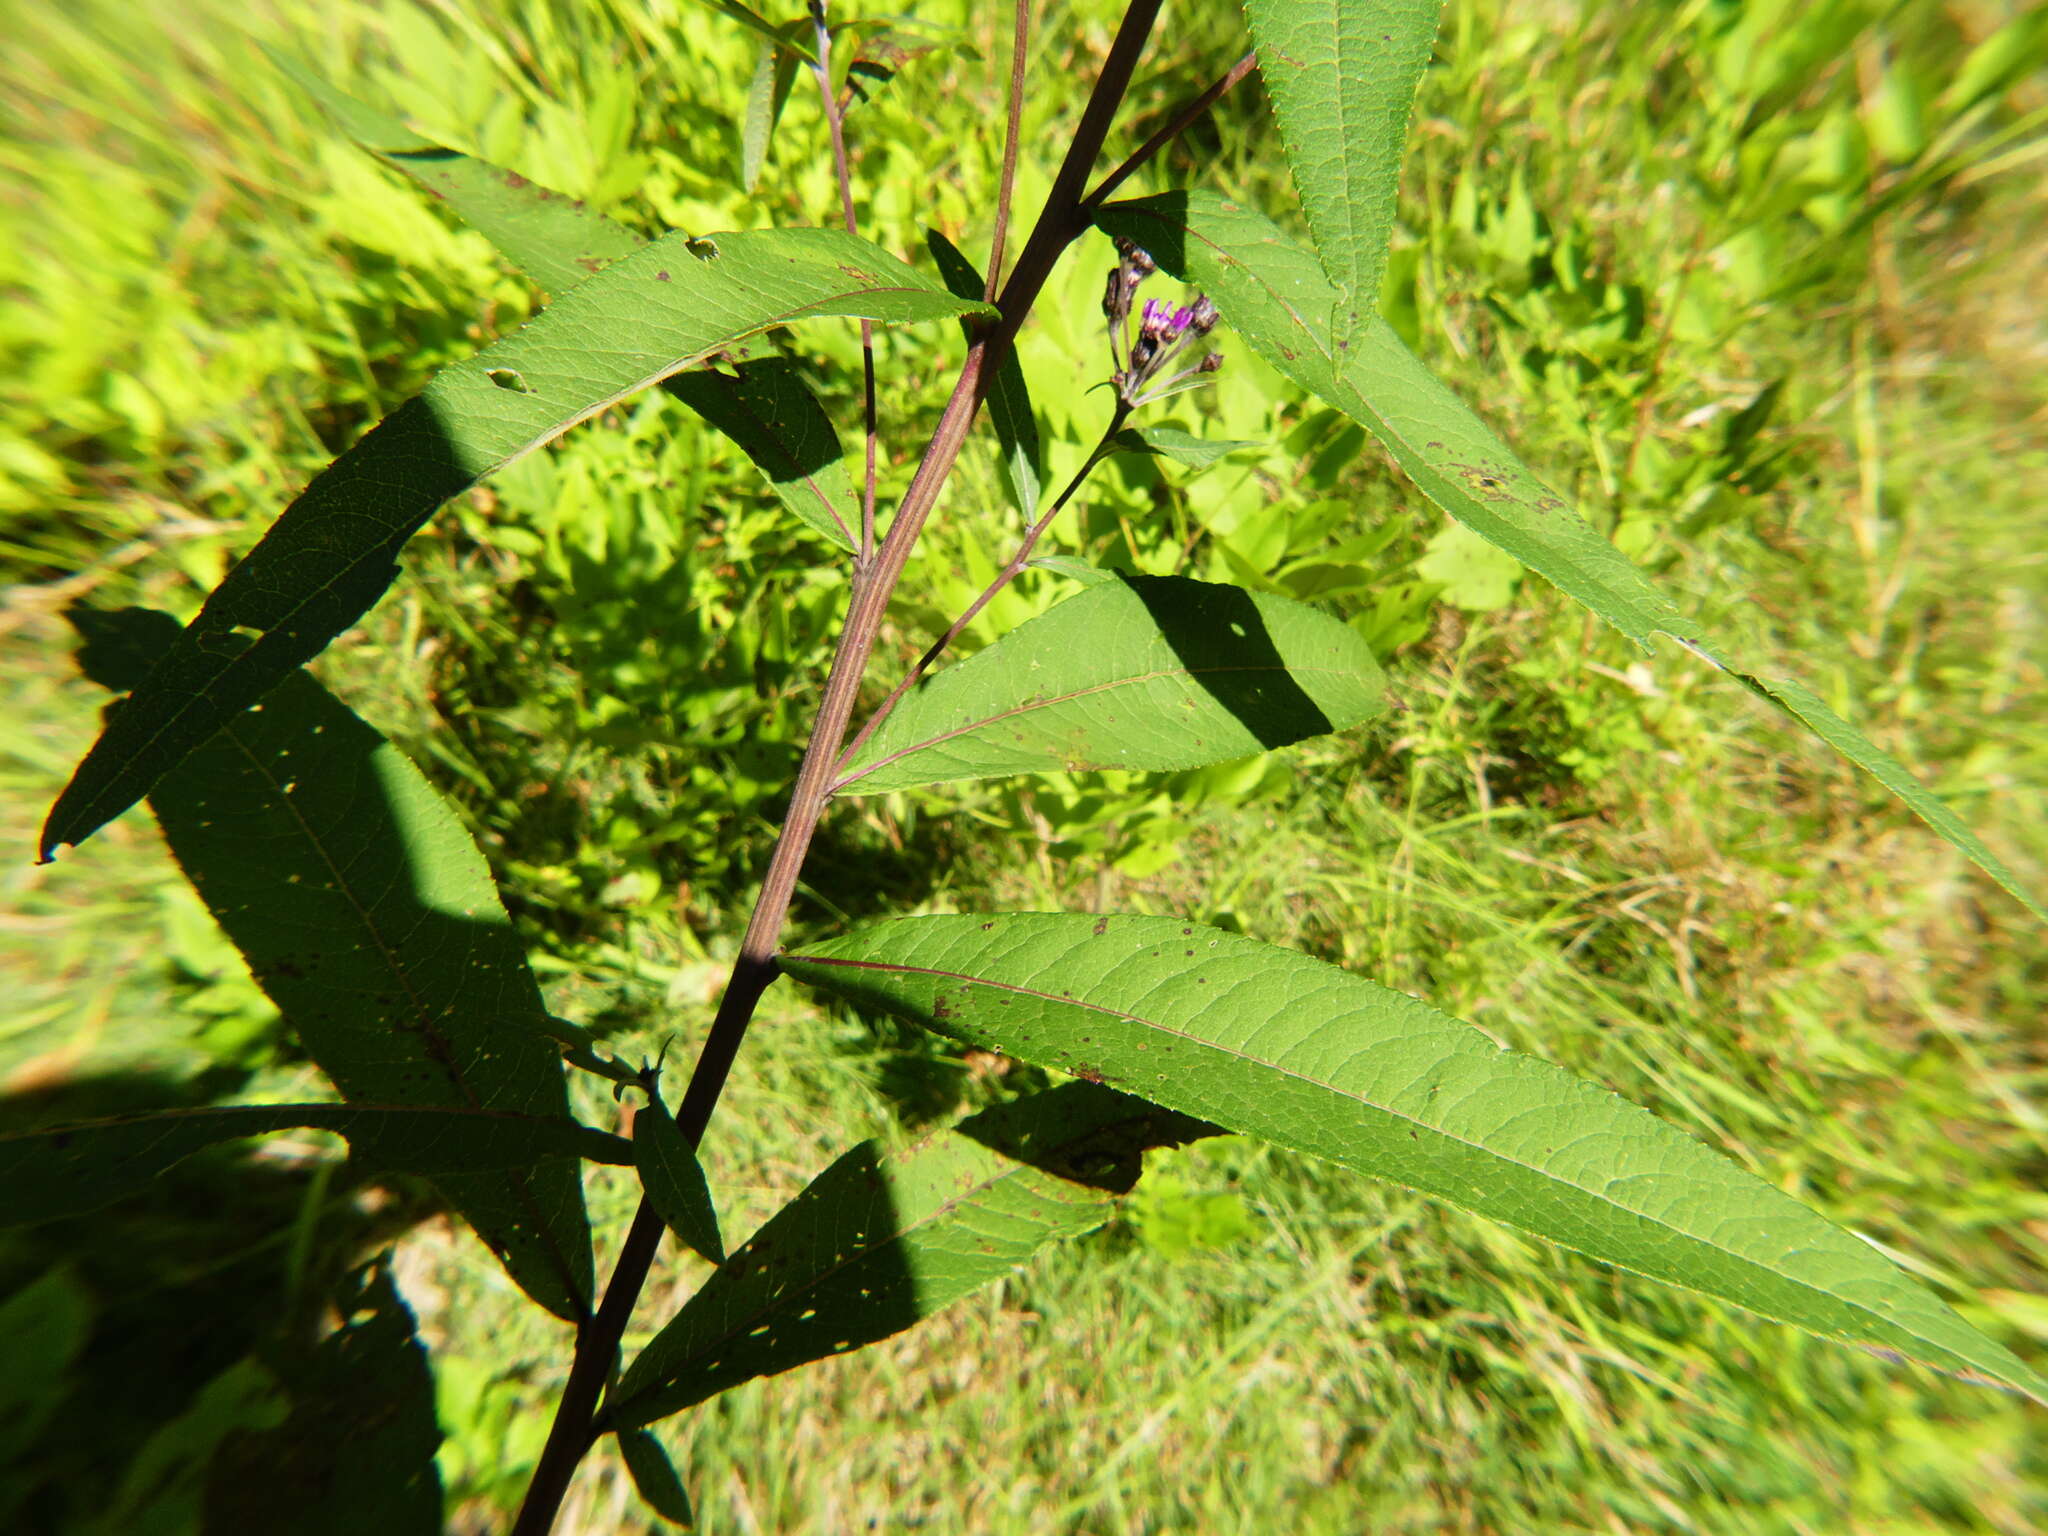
[
  {"xmin": 836, "ymin": 576, "xmax": 1387, "ymax": 794},
  {"xmin": 785, "ymin": 913, "xmax": 2048, "ymax": 1405}
]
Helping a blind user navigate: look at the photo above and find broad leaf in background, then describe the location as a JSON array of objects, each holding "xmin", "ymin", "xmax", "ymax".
[
  {"xmin": 618, "ymin": 1428, "xmax": 695, "ymax": 1527},
  {"xmin": 1110, "ymin": 424, "xmax": 1258, "ymax": 469},
  {"xmin": 1094, "ymin": 192, "xmax": 2045, "ymax": 921},
  {"xmin": 835, "ymin": 576, "xmax": 1386, "ymax": 794},
  {"xmin": 634, "ymin": 1091, "xmax": 727, "ymax": 1265},
  {"xmin": 1026, "ymin": 554, "xmax": 1122, "ymax": 587},
  {"xmin": 1242, "ymin": 0, "xmax": 1442, "ymax": 319},
  {"xmin": 784, "ymin": 914, "xmax": 2048, "ymax": 1404},
  {"xmin": 42, "ymin": 223, "xmax": 988, "ymax": 859},
  {"xmin": 607, "ymin": 1083, "xmax": 1210, "ymax": 1428},
  {"xmin": 283, "ymin": 64, "xmax": 862, "ymax": 552},
  {"xmin": 925, "ymin": 230, "xmax": 1042, "ymax": 520},
  {"xmin": 66, "ymin": 607, "xmax": 596, "ymax": 1320},
  {"xmin": 0, "ymin": 1103, "xmax": 634, "ymax": 1229}
]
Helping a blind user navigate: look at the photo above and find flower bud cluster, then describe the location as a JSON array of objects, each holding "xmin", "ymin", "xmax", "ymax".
[{"xmin": 1100, "ymin": 239, "xmax": 1222, "ymax": 409}]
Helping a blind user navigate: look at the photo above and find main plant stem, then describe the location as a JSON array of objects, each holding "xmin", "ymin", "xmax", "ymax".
[
  {"xmin": 833, "ymin": 405, "xmax": 1131, "ymax": 782},
  {"xmin": 506, "ymin": 7, "xmax": 1165, "ymax": 1531}
]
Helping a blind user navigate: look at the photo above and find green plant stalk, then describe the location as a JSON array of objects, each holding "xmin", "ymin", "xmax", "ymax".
[{"xmin": 507, "ymin": 5, "xmax": 1171, "ymax": 1528}]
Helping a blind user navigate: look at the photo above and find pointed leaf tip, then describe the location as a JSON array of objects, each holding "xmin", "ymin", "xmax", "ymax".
[{"xmin": 785, "ymin": 913, "xmax": 2048, "ymax": 1404}]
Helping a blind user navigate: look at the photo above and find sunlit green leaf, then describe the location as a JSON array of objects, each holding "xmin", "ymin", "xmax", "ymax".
[
  {"xmin": 269, "ymin": 49, "xmax": 643, "ymax": 297},
  {"xmin": 1243, "ymin": 0, "xmax": 1442, "ymax": 317},
  {"xmin": 741, "ymin": 37, "xmax": 803, "ymax": 193},
  {"xmin": 835, "ymin": 577, "xmax": 1386, "ymax": 795},
  {"xmin": 684, "ymin": 0, "xmax": 818, "ymax": 64},
  {"xmin": 43, "ymin": 229, "xmax": 990, "ymax": 859},
  {"xmin": 282, "ymin": 66, "xmax": 862, "ymax": 550},
  {"xmin": 785, "ymin": 913, "xmax": 2048, "ymax": 1405},
  {"xmin": 1109, "ymin": 424, "xmax": 1257, "ymax": 469}
]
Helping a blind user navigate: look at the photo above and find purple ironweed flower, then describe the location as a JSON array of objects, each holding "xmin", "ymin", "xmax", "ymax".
[{"xmin": 1101, "ymin": 241, "xmax": 1222, "ymax": 410}]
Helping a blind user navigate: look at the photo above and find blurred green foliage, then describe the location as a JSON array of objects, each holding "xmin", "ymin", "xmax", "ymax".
[{"xmin": 3, "ymin": 0, "xmax": 2046, "ymax": 1531}]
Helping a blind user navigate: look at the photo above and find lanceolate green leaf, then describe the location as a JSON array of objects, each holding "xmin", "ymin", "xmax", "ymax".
[
  {"xmin": 283, "ymin": 67, "xmax": 862, "ymax": 553},
  {"xmin": 269, "ymin": 50, "xmax": 644, "ymax": 297},
  {"xmin": 0, "ymin": 1104, "xmax": 633, "ymax": 1230},
  {"xmin": 617, "ymin": 1429, "xmax": 695, "ymax": 1527},
  {"xmin": 1243, "ymin": 0, "xmax": 1443, "ymax": 314},
  {"xmin": 742, "ymin": 36, "xmax": 803, "ymax": 193},
  {"xmin": 1093, "ymin": 191, "xmax": 2044, "ymax": 922},
  {"xmin": 65, "ymin": 607, "xmax": 597, "ymax": 1320},
  {"xmin": 607, "ymin": 1083, "xmax": 1209, "ymax": 1428},
  {"xmin": 42, "ymin": 230, "xmax": 988, "ymax": 860},
  {"xmin": 785, "ymin": 914, "xmax": 2048, "ymax": 1404},
  {"xmin": 634, "ymin": 1093, "xmax": 727, "ymax": 1266},
  {"xmin": 835, "ymin": 576, "xmax": 1387, "ymax": 794},
  {"xmin": 1110, "ymin": 424, "xmax": 1257, "ymax": 469},
  {"xmin": 686, "ymin": 0, "xmax": 817, "ymax": 63},
  {"xmin": 1096, "ymin": 192, "xmax": 1684, "ymax": 647}
]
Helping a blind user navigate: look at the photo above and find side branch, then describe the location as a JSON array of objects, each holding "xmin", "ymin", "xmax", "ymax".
[{"xmin": 1084, "ymin": 50, "xmax": 1258, "ymax": 211}]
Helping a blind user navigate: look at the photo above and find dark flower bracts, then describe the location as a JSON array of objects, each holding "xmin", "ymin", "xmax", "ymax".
[{"xmin": 1102, "ymin": 237, "xmax": 1221, "ymax": 410}]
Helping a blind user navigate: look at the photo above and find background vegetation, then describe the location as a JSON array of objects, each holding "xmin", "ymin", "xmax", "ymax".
[{"xmin": 3, "ymin": 0, "xmax": 2045, "ymax": 1530}]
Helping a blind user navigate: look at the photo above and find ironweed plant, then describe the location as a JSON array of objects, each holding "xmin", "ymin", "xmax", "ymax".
[{"xmin": 14, "ymin": 1, "xmax": 2045, "ymax": 1530}]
